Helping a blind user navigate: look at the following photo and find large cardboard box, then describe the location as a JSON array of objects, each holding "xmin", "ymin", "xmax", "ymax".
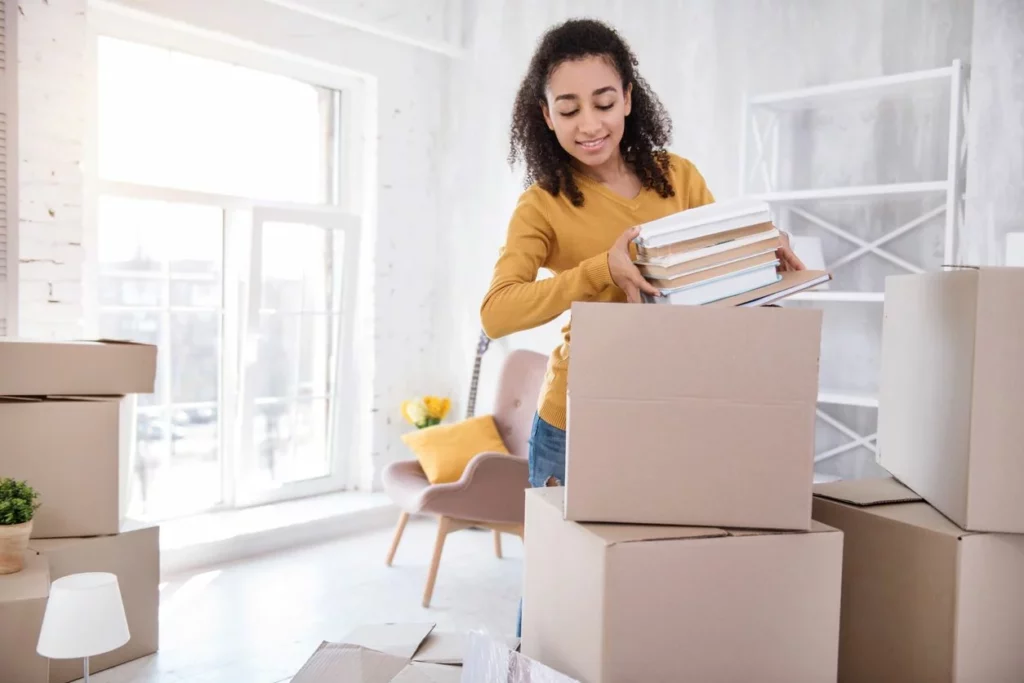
[
  {"xmin": 566, "ymin": 301, "xmax": 822, "ymax": 529},
  {"xmin": 0, "ymin": 552, "xmax": 50, "ymax": 683},
  {"xmin": 0, "ymin": 397, "xmax": 123, "ymax": 538},
  {"xmin": 812, "ymin": 477, "xmax": 1024, "ymax": 682},
  {"xmin": 522, "ymin": 487, "xmax": 843, "ymax": 683},
  {"xmin": 0, "ymin": 339, "xmax": 156, "ymax": 396},
  {"xmin": 30, "ymin": 526, "xmax": 160, "ymax": 683},
  {"xmin": 879, "ymin": 268, "xmax": 1024, "ymax": 532}
]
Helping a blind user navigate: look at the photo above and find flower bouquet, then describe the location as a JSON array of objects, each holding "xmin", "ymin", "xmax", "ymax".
[{"xmin": 401, "ymin": 395, "xmax": 451, "ymax": 429}]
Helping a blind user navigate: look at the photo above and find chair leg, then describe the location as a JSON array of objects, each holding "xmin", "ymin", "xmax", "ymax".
[
  {"xmin": 385, "ymin": 512, "xmax": 409, "ymax": 567},
  {"xmin": 423, "ymin": 516, "xmax": 450, "ymax": 608},
  {"xmin": 493, "ymin": 530, "xmax": 503, "ymax": 559}
]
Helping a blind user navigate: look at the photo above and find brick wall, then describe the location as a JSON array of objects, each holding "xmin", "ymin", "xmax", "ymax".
[{"xmin": 17, "ymin": 0, "xmax": 89, "ymax": 339}]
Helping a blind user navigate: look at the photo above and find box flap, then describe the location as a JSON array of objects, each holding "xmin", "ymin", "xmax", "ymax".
[
  {"xmin": 568, "ymin": 302, "xmax": 821, "ymax": 403},
  {"xmin": 291, "ymin": 643, "xmax": 410, "ymax": 683},
  {"xmin": 812, "ymin": 476, "xmax": 921, "ymax": 507},
  {"xmin": 0, "ymin": 552, "xmax": 49, "ymax": 602},
  {"xmin": 725, "ymin": 520, "xmax": 838, "ymax": 537},
  {"xmin": 392, "ymin": 662, "xmax": 463, "ymax": 683},
  {"xmin": 413, "ymin": 633, "xmax": 520, "ymax": 666},
  {"xmin": 344, "ymin": 623, "xmax": 437, "ymax": 660}
]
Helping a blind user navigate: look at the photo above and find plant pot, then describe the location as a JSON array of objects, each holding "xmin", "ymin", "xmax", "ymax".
[{"xmin": 0, "ymin": 520, "xmax": 33, "ymax": 574}]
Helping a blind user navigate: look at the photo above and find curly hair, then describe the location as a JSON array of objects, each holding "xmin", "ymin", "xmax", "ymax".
[{"xmin": 509, "ymin": 18, "xmax": 674, "ymax": 207}]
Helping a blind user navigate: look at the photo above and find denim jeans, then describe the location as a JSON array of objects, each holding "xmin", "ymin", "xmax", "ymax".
[{"xmin": 516, "ymin": 412, "xmax": 566, "ymax": 638}]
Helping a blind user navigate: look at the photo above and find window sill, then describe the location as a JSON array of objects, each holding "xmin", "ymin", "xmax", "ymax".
[{"xmin": 149, "ymin": 491, "xmax": 396, "ymax": 576}]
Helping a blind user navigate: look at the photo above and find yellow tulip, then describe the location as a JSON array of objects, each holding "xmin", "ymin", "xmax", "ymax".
[
  {"xmin": 401, "ymin": 399, "xmax": 428, "ymax": 427},
  {"xmin": 424, "ymin": 396, "xmax": 451, "ymax": 420}
]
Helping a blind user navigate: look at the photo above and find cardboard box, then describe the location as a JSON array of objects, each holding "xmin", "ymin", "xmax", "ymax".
[
  {"xmin": 0, "ymin": 339, "xmax": 156, "ymax": 396},
  {"xmin": 522, "ymin": 487, "xmax": 842, "ymax": 683},
  {"xmin": 812, "ymin": 477, "xmax": 1024, "ymax": 682},
  {"xmin": 879, "ymin": 268, "xmax": 1024, "ymax": 532},
  {"xmin": 566, "ymin": 301, "xmax": 822, "ymax": 529},
  {"xmin": 0, "ymin": 552, "xmax": 50, "ymax": 683},
  {"xmin": 291, "ymin": 622, "xmax": 521, "ymax": 683},
  {"xmin": 0, "ymin": 397, "xmax": 123, "ymax": 538},
  {"xmin": 30, "ymin": 526, "xmax": 160, "ymax": 683}
]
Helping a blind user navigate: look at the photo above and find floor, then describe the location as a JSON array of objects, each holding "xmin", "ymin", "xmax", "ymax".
[{"xmin": 85, "ymin": 517, "xmax": 522, "ymax": 683}]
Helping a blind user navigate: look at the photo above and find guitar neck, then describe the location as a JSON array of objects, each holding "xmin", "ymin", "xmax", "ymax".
[{"xmin": 465, "ymin": 356, "xmax": 483, "ymax": 419}]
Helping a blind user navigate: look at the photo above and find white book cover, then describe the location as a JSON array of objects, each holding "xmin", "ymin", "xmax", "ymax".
[{"xmin": 634, "ymin": 197, "xmax": 773, "ymax": 249}]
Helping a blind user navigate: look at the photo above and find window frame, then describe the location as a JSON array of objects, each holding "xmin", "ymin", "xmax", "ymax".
[{"xmin": 86, "ymin": 1, "xmax": 371, "ymax": 519}]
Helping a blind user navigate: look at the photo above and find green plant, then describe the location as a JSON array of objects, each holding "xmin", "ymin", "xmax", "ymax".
[{"xmin": 0, "ymin": 478, "xmax": 41, "ymax": 526}]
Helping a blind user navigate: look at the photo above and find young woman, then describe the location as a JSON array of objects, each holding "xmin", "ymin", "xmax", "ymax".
[{"xmin": 479, "ymin": 18, "xmax": 804, "ymax": 636}]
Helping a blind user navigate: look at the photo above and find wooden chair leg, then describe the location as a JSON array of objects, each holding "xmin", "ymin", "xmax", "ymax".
[
  {"xmin": 423, "ymin": 516, "xmax": 450, "ymax": 608},
  {"xmin": 385, "ymin": 512, "xmax": 409, "ymax": 567},
  {"xmin": 493, "ymin": 530, "xmax": 503, "ymax": 559}
]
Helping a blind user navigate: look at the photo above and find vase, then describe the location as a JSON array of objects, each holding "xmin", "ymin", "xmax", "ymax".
[{"xmin": 0, "ymin": 520, "xmax": 33, "ymax": 574}]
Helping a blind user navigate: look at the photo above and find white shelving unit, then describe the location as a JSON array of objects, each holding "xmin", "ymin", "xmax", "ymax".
[{"xmin": 739, "ymin": 60, "xmax": 970, "ymax": 464}]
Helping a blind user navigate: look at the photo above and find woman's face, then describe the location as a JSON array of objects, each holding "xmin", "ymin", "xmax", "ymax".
[{"xmin": 542, "ymin": 55, "xmax": 632, "ymax": 169}]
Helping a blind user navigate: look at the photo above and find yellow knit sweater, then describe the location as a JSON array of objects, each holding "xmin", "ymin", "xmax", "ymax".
[{"xmin": 480, "ymin": 153, "xmax": 715, "ymax": 430}]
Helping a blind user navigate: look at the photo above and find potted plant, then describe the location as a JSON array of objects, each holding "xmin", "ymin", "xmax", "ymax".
[{"xmin": 0, "ymin": 478, "xmax": 40, "ymax": 574}]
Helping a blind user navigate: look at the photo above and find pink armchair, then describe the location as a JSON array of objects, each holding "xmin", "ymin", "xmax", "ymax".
[{"xmin": 382, "ymin": 349, "xmax": 547, "ymax": 607}]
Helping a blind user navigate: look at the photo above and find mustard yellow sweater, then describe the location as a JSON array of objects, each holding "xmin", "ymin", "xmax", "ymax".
[{"xmin": 480, "ymin": 153, "xmax": 715, "ymax": 430}]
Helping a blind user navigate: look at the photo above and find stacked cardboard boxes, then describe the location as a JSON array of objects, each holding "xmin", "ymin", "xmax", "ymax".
[
  {"xmin": 521, "ymin": 302, "xmax": 845, "ymax": 682},
  {"xmin": 810, "ymin": 266, "xmax": 1024, "ymax": 682},
  {"xmin": 0, "ymin": 339, "xmax": 160, "ymax": 683}
]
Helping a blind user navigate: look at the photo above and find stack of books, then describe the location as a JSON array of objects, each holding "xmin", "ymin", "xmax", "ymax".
[{"xmin": 633, "ymin": 198, "xmax": 831, "ymax": 306}]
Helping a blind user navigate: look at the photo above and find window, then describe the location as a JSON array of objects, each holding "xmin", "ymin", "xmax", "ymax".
[{"xmin": 95, "ymin": 36, "xmax": 361, "ymax": 520}]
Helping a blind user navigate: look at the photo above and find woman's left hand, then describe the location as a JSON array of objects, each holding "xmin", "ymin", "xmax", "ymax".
[{"xmin": 777, "ymin": 232, "xmax": 806, "ymax": 272}]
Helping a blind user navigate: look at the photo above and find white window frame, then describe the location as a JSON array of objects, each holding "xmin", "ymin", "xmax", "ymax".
[{"xmin": 86, "ymin": 1, "xmax": 375, "ymax": 516}]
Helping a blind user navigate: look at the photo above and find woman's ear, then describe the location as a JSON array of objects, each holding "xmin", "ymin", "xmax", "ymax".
[
  {"xmin": 541, "ymin": 101, "xmax": 555, "ymax": 131},
  {"xmin": 624, "ymin": 82, "xmax": 633, "ymax": 117}
]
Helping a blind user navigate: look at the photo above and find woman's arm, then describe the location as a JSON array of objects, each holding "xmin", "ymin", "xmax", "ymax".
[{"xmin": 480, "ymin": 201, "xmax": 614, "ymax": 340}]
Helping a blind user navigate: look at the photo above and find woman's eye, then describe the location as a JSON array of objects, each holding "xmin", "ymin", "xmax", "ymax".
[
  {"xmin": 558, "ymin": 110, "xmax": 579, "ymax": 118},
  {"xmin": 596, "ymin": 104, "xmax": 614, "ymax": 111}
]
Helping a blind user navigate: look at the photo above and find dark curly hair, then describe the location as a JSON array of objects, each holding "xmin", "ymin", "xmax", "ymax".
[{"xmin": 509, "ymin": 18, "xmax": 674, "ymax": 207}]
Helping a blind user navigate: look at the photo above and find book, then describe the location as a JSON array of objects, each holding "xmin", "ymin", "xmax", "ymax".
[
  {"xmin": 645, "ymin": 250, "xmax": 780, "ymax": 290},
  {"xmin": 633, "ymin": 198, "xmax": 772, "ymax": 251},
  {"xmin": 708, "ymin": 270, "xmax": 834, "ymax": 307},
  {"xmin": 642, "ymin": 260, "xmax": 781, "ymax": 306}
]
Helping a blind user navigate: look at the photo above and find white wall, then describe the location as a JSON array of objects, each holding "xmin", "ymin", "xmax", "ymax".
[{"xmin": 436, "ymin": 0, "xmax": 974, "ymax": 479}]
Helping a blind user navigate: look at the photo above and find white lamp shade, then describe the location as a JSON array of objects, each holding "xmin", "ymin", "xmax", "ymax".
[{"xmin": 37, "ymin": 572, "xmax": 130, "ymax": 659}]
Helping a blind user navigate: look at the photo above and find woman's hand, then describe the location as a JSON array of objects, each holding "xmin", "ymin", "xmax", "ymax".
[
  {"xmin": 777, "ymin": 232, "xmax": 806, "ymax": 272},
  {"xmin": 609, "ymin": 227, "xmax": 661, "ymax": 303}
]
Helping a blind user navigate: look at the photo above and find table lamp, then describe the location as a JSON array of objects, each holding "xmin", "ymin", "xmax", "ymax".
[{"xmin": 37, "ymin": 572, "xmax": 131, "ymax": 683}]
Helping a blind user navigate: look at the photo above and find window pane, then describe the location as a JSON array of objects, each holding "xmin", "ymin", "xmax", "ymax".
[
  {"xmin": 97, "ymin": 36, "xmax": 331, "ymax": 203},
  {"xmin": 99, "ymin": 276, "xmax": 163, "ymax": 307},
  {"xmin": 254, "ymin": 312, "xmax": 333, "ymax": 400},
  {"xmin": 129, "ymin": 405, "xmax": 223, "ymax": 520},
  {"xmin": 99, "ymin": 311, "xmax": 164, "ymax": 406},
  {"xmin": 251, "ymin": 398, "xmax": 331, "ymax": 487},
  {"xmin": 171, "ymin": 312, "xmax": 221, "ymax": 404},
  {"xmin": 261, "ymin": 222, "xmax": 341, "ymax": 312},
  {"xmin": 97, "ymin": 196, "xmax": 223, "ymax": 274}
]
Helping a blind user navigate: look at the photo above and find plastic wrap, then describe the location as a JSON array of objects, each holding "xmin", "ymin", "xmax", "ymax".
[{"xmin": 460, "ymin": 632, "xmax": 581, "ymax": 683}]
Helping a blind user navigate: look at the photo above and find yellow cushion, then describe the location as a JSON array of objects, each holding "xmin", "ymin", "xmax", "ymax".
[{"xmin": 401, "ymin": 414, "xmax": 510, "ymax": 484}]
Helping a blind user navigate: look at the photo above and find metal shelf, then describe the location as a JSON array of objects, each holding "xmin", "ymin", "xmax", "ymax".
[
  {"xmin": 787, "ymin": 291, "xmax": 885, "ymax": 303},
  {"xmin": 748, "ymin": 64, "xmax": 955, "ymax": 112},
  {"xmin": 753, "ymin": 181, "xmax": 948, "ymax": 203},
  {"xmin": 818, "ymin": 389, "xmax": 879, "ymax": 409}
]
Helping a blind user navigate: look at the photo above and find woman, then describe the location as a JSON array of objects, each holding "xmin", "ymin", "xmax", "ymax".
[{"xmin": 479, "ymin": 18, "xmax": 803, "ymax": 636}]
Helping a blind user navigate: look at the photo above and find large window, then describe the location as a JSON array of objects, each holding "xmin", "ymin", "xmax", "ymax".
[{"xmin": 95, "ymin": 36, "xmax": 361, "ymax": 520}]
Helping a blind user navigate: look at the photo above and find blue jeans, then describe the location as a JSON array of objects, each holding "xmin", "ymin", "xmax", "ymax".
[{"xmin": 517, "ymin": 413, "xmax": 566, "ymax": 638}]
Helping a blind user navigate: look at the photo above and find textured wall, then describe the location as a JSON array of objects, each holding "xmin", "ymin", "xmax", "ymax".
[
  {"xmin": 963, "ymin": 0, "xmax": 1024, "ymax": 265},
  {"xmin": 18, "ymin": 0, "xmax": 90, "ymax": 339},
  {"xmin": 437, "ymin": 0, "xmax": 974, "ymax": 479}
]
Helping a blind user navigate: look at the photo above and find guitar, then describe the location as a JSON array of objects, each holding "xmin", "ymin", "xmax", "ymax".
[{"xmin": 465, "ymin": 330, "xmax": 491, "ymax": 419}]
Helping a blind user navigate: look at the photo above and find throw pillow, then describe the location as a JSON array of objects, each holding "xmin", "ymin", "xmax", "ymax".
[{"xmin": 401, "ymin": 414, "xmax": 510, "ymax": 484}]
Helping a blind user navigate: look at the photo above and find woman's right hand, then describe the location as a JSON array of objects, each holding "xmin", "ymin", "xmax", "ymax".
[{"xmin": 608, "ymin": 227, "xmax": 661, "ymax": 303}]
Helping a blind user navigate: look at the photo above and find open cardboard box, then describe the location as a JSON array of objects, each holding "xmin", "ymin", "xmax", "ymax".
[
  {"xmin": 0, "ymin": 339, "xmax": 156, "ymax": 396},
  {"xmin": 291, "ymin": 622, "xmax": 524, "ymax": 683}
]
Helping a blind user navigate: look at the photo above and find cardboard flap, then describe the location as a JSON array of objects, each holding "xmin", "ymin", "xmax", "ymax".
[
  {"xmin": 590, "ymin": 523, "xmax": 728, "ymax": 545},
  {"xmin": 413, "ymin": 633, "xmax": 520, "ymax": 666},
  {"xmin": 0, "ymin": 552, "xmax": 49, "ymax": 602},
  {"xmin": 344, "ymin": 623, "xmax": 437, "ymax": 660},
  {"xmin": 392, "ymin": 662, "xmax": 463, "ymax": 683},
  {"xmin": 813, "ymin": 477, "xmax": 921, "ymax": 507},
  {"xmin": 291, "ymin": 643, "xmax": 410, "ymax": 683},
  {"xmin": 568, "ymin": 301, "xmax": 821, "ymax": 403}
]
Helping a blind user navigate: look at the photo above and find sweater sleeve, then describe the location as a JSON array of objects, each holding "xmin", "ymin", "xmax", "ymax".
[{"xmin": 480, "ymin": 197, "xmax": 615, "ymax": 340}]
